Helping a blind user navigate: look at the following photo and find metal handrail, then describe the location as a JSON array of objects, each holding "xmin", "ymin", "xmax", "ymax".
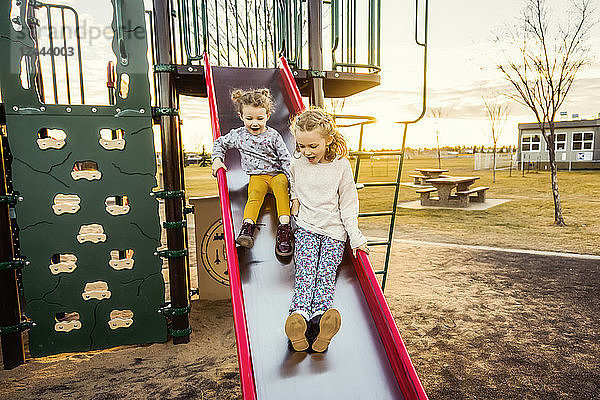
[
  {"xmin": 173, "ymin": 0, "xmax": 381, "ymax": 72},
  {"xmin": 114, "ymin": 0, "xmax": 128, "ymax": 66},
  {"xmin": 378, "ymin": 0, "xmax": 429, "ymax": 292},
  {"xmin": 176, "ymin": 0, "xmax": 293, "ymax": 67},
  {"xmin": 33, "ymin": 2, "xmax": 85, "ymax": 104},
  {"xmin": 145, "ymin": 10, "xmax": 159, "ymax": 107},
  {"xmin": 333, "ymin": 62, "xmax": 381, "ymax": 73},
  {"xmin": 334, "ymin": 114, "xmax": 377, "ymax": 128},
  {"xmin": 330, "ymin": 0, "xmax": 380, "ymax": 73},
  {"xmin": 333, "ymin": 114, "xmax": 377, "ymax": 181}
]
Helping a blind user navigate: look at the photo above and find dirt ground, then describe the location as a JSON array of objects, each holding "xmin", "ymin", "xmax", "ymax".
[{"xmin": 1, "ymin": 242, "xmax": 599, "ymax": 400}]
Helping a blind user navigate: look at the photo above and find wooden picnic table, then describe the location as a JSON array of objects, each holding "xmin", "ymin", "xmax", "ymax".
[
  {"xmin": 415, "ymin": 168, "xmax": 449, "ymax": 179},
  {"xmin": 417, "ymin": 176, "xmax": 485, "ymax": 207}
]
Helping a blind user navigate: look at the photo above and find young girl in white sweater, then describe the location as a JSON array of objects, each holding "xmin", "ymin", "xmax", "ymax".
[{"xmin": 285, "ymin": 108, "xmax": 369, "ymax": 352}]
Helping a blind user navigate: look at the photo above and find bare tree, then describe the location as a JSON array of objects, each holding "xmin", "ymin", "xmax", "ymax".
[
  {"xmin": 427, "ymin": 107, "xmax": 446, "ymax": 169},
  {"xmin": 495, "ymin": 0, "xmax": 595, "ymax": 226},
  {"xmin": 482, "ymin": 93, "xmax": 510, "ymax": 183}
]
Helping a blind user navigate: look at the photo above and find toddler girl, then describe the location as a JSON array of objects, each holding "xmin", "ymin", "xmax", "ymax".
[
  {"xmin": 285, "ymin": 108, "xmax": 369, "ymax": 352},
  {"xmin": 211, "ymin": 88, "xmax": 293, "ymax": 256}
]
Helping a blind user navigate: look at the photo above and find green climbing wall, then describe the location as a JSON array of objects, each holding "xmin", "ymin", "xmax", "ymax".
[{"xmin": 0, "ymin": 0, "xmax": 167, "ymax": 356}]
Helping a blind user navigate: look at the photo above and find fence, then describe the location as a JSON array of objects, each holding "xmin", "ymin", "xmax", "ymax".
[{"xmin": 474, "ymin": 152, "xmax": 518, "ymax": 171}]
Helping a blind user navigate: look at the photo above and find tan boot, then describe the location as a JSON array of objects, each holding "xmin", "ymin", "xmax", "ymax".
[
  {"xmin": 285, "ymin": 312, "xmax": 309, "ymax": 352},
  {"xmin": 311, "ymin": 308, "xmax": 341, "ymax": 353}
]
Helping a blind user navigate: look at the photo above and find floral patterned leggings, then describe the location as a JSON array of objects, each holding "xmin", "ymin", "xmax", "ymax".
[{"xmin": 289, "ymin": 227, "xmax": 346, "ymax": 316}]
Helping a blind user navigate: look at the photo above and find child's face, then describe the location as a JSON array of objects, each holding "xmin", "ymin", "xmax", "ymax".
[
  {"xmin": 240, "ymin": 105, "xmax": 270, "ymax": 135},
  {"xmin": 295, "ymin": 129, "xmax": 333, "ymax": 164}
]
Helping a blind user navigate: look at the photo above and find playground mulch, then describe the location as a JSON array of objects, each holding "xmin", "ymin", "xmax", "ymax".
[
  {"xmin": 1, "ymin": 242, "xmax": 599, "ymax": 399},
  {"xmin": 384, "ymin": 243, "xmax": 600, "ymax": 399},
  {"xmin": 0, "ymin": 299, "xmax": 240, "ymax": 400}
]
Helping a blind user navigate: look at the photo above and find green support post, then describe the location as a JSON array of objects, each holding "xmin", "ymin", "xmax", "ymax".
[
  {"xmin": 153, "ymin": 0, "xmax": 191, "ymax": 345},
  {"xmin": 0, "ymin": 133, "xmax": 26, "ymax": 370},
  {"xmin": 308, "ymin": 0, "xmax": 325, "ymax": 106}
]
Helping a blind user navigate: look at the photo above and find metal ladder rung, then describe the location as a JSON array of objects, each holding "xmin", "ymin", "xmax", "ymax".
[
  {"xmin": 362, "ymin": 182, "xmax": 399, "ymax": 187},
  {"xmin": 351, "ymin": 150, "xmax": 405, "ymax": 157},
  {"xmin": 351, "ymin": 150, "xmax": 404, "ymax": 157},
  {"xmin": 359, "ymin": 211, "xmax": 394, "ymax": 218},
  {"xmin": 373, "ymin": 151, "xmax": 404, "ymax": 156},
  {"xmin": 367, "ymin": 240, "xmax": 390, "ymax": 246},
  {"xmin": 350, "ymin": 151, "xmax": 375, "ymax": 158},
  {"xmin": 346, "ymin": 112, "xmax": 407, "ymax": 293}
]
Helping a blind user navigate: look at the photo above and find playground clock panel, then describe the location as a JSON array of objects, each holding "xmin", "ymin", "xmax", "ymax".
[{"xmin": 200, "ymin": 219, "xmax": 229, "ymax": 286}]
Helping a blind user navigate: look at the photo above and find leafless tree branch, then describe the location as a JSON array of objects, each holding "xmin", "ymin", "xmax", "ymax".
[{"xmin": 495, "ymin": 0, "xmax": 595, "ymax": 225}]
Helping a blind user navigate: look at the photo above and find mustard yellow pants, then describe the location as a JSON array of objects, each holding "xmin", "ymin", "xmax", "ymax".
[{"xmin": 244, "ymin": 174, "xmax": 290, "ymax": 222}]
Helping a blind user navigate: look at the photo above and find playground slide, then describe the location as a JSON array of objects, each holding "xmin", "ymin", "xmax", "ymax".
[{"xmin": 204, "ymin": 54, "xmax": 428, "ymax": 400}]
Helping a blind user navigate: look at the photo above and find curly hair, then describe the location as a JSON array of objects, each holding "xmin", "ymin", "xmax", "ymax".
[
  {"xmin": 230, "ymin": 88, "xmax": 274, "ymax": 114},
  {"xmin": 290, "ymin": 107, "xmax": 348, "ymax": 162}
]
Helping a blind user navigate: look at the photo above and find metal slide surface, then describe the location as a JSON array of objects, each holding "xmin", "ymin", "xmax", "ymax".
[{"xmin": 205, "ymin": 57, "xmax": 426, "ymax": 399}]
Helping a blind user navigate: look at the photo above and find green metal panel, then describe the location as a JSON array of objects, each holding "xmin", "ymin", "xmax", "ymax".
[{"xmin": 0, "ymin": 1, "xmax": 166, "ymax": 356}]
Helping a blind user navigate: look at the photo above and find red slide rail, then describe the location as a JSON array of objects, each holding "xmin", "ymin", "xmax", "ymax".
[
  {"xmin": 203, "ymin": 52, "xmax": 257, "ymax": 400},
  {"xmin": 279, "ymin": 55, "xmax": 427, "ymax": 399},
  {"xmin": 352, "ymin": 252, "xmax": 429, "ymax": 400},
  {"xmin": 278, "ymin": 56, "xmax": 305, "ymax": 114}
]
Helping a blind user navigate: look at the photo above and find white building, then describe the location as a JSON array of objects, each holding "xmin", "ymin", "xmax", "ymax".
[{"xmin": 517, "ymin": 118, "xmax": 600, "ymax": 170}]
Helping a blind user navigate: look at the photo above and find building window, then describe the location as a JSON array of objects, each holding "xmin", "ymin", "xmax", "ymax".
[
  {"xmin": 572, "ymin": 132, "xmax": 593, "ymax": 151},
  {"xmin": 554, "ymin": 133, "xmax": 566, "ymax": 151},
  {"xmin": 521, "ymin": 134, "xmax": 541, "ymax": 152}
]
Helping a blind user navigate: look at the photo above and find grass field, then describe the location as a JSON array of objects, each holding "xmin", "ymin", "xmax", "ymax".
[{"xmin": 183, "ymin": 155, "xmax": 600, "ymax": 255}]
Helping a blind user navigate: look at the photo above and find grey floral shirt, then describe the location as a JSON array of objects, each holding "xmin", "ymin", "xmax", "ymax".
[{"xmin": 212, "ymin": 126, "xmax": 291, "ymax": 179}]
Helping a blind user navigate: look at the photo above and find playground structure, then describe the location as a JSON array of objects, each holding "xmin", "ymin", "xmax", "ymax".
[{"xmin": 0, "ymin": 0, "xmax": 429, "ymax": 399}]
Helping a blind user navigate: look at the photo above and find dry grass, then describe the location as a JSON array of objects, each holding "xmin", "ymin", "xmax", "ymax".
[
  {"xmin": 183, "ymin": 166, "xmax": 220, "ymax": 198},
  {"xmin": 183, "ymin": 155, "xmax": 600, "ymax": 255}
]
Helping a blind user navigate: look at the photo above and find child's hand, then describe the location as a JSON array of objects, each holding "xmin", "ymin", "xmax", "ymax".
[
  {"xmin": 352, "ymin": 243, "xmax": 369, "ymax": 257},
  {"xmin": 291, "ymin": 199, "xmax": 300, "ymax": 216},
  {"xmin": 211, "ymin": 158, "xmax": 227, "ymax": 177}
]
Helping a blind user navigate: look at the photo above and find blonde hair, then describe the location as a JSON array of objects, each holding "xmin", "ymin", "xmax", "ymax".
[
  {"xmin": 290, "ymin": 107, "xmax": 348, "ymax": 162},
  {"xmin": 231, "ymin": 88, "xmax": 274, "ymax": 114}
]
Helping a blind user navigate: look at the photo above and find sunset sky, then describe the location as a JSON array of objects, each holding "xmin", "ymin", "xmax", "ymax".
[
  {"xmin": 176, "ymin": 0, "xmax": 600, "ymax": 151},
  {"xmin": 32, "ymin": 1, "xmax": 600, "ymax": 151}
]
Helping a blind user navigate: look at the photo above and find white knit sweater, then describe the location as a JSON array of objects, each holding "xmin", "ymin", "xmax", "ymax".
[{"xmin": 290, "ymin": 156, "xmax": 367, "ymax": 249}]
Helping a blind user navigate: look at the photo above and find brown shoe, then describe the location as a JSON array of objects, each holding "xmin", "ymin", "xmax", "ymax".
[
  {"xmin": 236, "ymin": 221, "xmax": 257, "ymax": 248},
  {"xmin": 275, "ymin": 223, "xmax": 293, "ymax": 256},
  {"xmin": 311, "ymin": 308, "xmax": 341, "ymax": 353},
  {"xmin": 285, "ymin": 312, "xmax": 309, "ymax": 352}
]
